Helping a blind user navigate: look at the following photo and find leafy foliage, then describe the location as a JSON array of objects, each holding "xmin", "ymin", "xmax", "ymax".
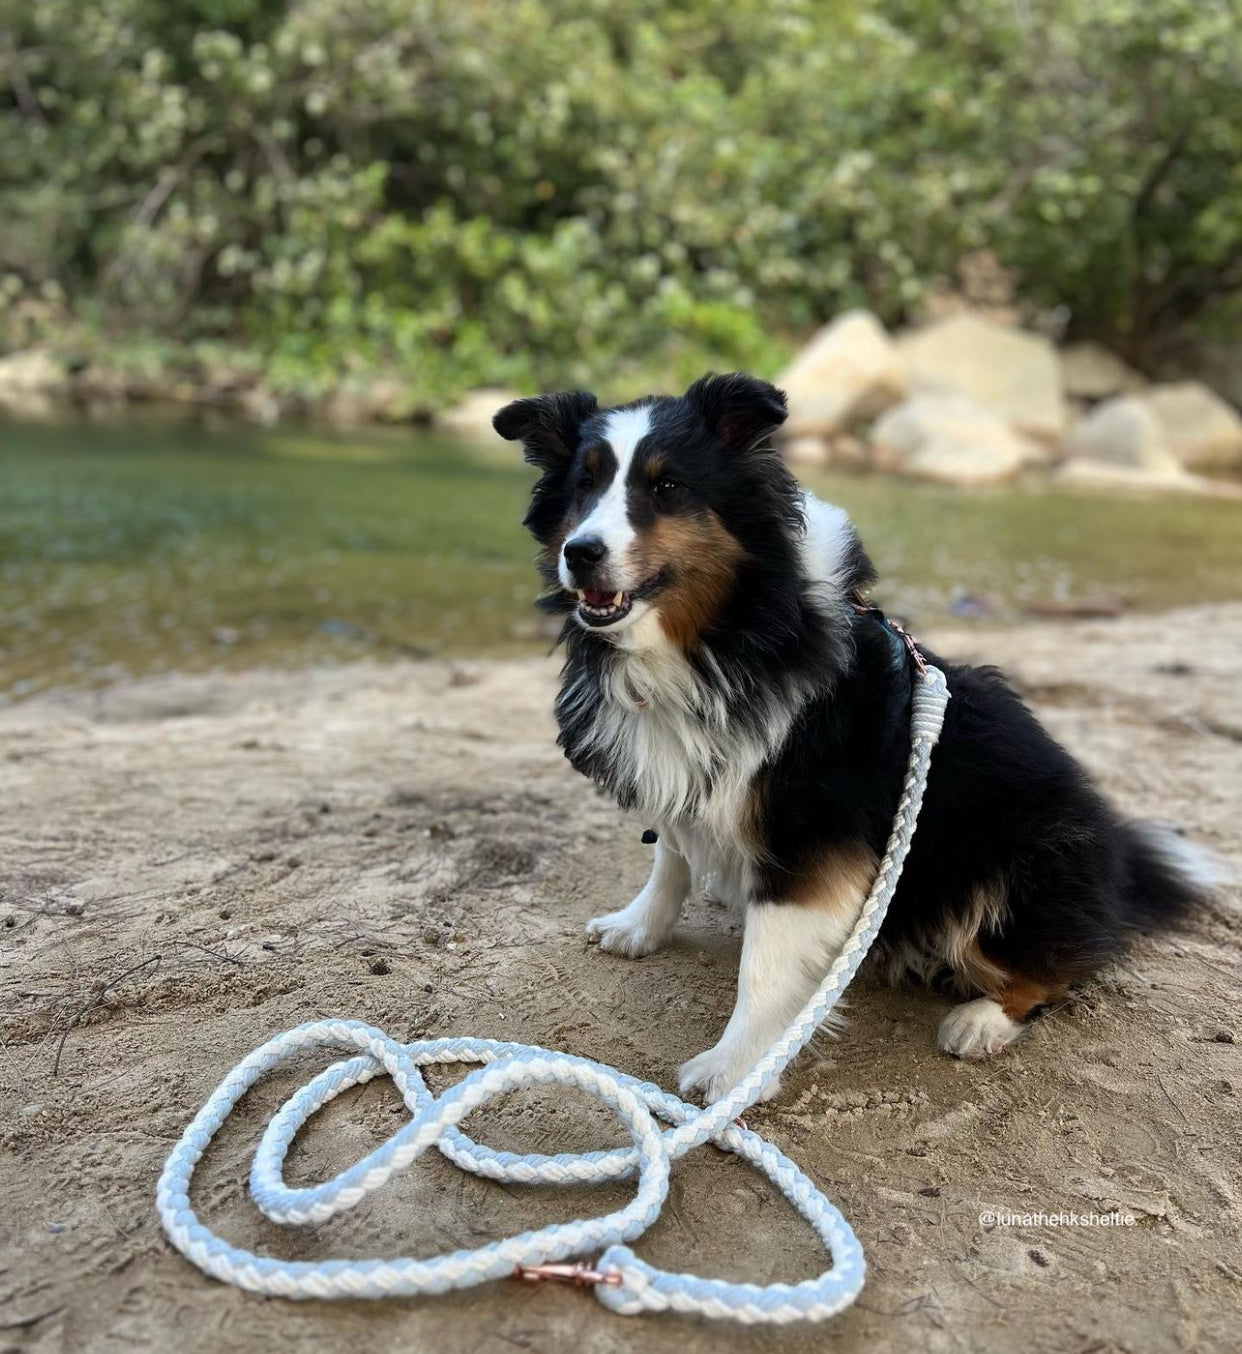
[{"xmin": 1, "ymin": 0, "xmax": 1238, "ymax": 402}]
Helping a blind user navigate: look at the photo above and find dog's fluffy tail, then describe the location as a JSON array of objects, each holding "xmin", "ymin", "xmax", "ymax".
[{"xmin": 1121, "ymin": 822, "xmax": 1223, "ymax": 930}]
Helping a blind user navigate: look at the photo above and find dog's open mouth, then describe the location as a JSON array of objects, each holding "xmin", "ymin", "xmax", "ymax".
[
  {"xmin": 571, "ymin": 571, "xmax": 669, "ymax": 629},
  {"xmin": 576, "ymin": 588, "xmax": 633, "ymax": 627}
]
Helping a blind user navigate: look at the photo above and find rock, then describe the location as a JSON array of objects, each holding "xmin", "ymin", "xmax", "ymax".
[
  {"xmin": 238, "ymin": 385, "xmax": 283, "ymax": 425},
  {"xmin": 1059, "ymin": 343, "xmax": 1146, "ymax": 402},
  {"xmin": 898, "ymin": 313, "xmax": 1066, "ymax": 443},
  {"xmin": 1137, "ymin": 382, "xmax": 1242, "ymax": 469},
  {"xmin": 0, "ymin": 348, "xmax": 66, "ymax": 417},
  {"xmin": 435, "ymin": 387, "xmax": 521, "ymax": 441},
  {"xmin": 948, "ymin": 591, "xmax": 1000, "ymax": 619},
  {"xmin": 1063, "ymin": 397, "xmax": 1181, "ymax": 474},
  {"xmin": 776, "ymin": 310, "xmax": 905, "ymax": 437},
  {"xmin": 871, "ymin": 394, "xmax": 1041, "ymax": 487},
  {"xmin": 322, "ymin": 376, "xmax": 412, "ymax": 426},
  {"xmin": 783, "ymin": 434, "xmax": 831, "ymax": 466},
  {"xmin": 1052, "ymin": 459, "xmax": 1222, "ymax": 496},
  {"xmin": 0, "ymin": 347, "xmax": 63, "ymax": 391}
]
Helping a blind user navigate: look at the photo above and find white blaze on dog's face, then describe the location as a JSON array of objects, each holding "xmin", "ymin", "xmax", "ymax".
[
  {"xmin": 555, "ymin": 404, "xmax": 656, "ymax": 636},
  {"xmin": 494, "ymin": 374, "xmax": 791, "ymax": 651}
]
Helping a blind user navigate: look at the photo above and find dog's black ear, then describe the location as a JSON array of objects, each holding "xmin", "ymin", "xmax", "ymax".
[
  {"xmin": 685, "ymin": 373, "xmax": 787, "ymax": 452},
  {"xmin": 493, "ymin": 391, "xmax": 599, "ymax": 470}
]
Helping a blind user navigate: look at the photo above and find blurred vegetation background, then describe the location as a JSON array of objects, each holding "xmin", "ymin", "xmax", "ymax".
[
  {"xmin": 3, "ymin": 0, "xmax": 1241, "ymax": 697},
  {"xmin": 3, "ymin": 0, "xmax": 1240, "ymax": 407}
]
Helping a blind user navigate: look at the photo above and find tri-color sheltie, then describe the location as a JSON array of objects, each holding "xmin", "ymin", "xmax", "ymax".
[{"xmin": 494, "ymin": 374, "xmax": 1215, "ymax": 1103}]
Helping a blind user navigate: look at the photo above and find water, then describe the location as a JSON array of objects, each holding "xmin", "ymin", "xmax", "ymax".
[{"xmin": 3, "ymin": 415, "xmax": 1240, "ymax": 699}]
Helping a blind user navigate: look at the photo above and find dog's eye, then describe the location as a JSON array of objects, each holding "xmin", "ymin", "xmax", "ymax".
[
  {"xmin": 576, "ymin": 472, "xmax": 594, "ymax": 493},
  {"xmin": 651, "ymin": 477, "xmax": 680, "ymax": 496}
]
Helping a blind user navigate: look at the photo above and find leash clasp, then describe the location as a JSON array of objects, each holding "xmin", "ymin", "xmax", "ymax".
[
  {"xmin": 513, "ymin": 1261, "xmax": 622, "ymax": 1288},
  {"xmin": 885, "ymin": 615, "xmax": 928, "ymax": 678},
  {"xmin": 850, "ymin": 589, "xmax": 928, "ymax": 677}
]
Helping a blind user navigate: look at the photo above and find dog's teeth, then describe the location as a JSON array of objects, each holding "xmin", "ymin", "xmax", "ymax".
[{"xmin": 613, "ymin": 591, "xmax": 623, "ymax": 606}]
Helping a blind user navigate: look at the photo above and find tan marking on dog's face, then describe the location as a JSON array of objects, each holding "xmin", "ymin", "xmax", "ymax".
[
  {"xmin": 633, "ymin": 512, "xmax": 746, "ymax": 651},
  {"xmin": 785, "ymin": 841, "xmax": 880, "ymax": 913}
]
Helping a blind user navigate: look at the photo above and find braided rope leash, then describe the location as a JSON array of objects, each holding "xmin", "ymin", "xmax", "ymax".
[{"xmin": 157, "ymin": 665, "xmax": 949, "ymax": 1324}]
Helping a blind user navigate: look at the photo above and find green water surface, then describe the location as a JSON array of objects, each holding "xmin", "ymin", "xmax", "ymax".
[{"xmin": 2, "ymin": 416, "xmax": 1240, "ymax": 699}]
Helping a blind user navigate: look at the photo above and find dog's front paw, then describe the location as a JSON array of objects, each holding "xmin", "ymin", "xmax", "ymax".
[
  {"xmin": 584, "ymin": 906, "xmax": 670, "ymax": 958},
  {"xmin": 677, "ymin": 1042, "xmax": 781, "ymax": 1105}
]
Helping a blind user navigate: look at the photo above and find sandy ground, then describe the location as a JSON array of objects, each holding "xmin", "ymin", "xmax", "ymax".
[{"xmin": 1, "ymin": 606, "xmax": 1240, "ymax": 1354}]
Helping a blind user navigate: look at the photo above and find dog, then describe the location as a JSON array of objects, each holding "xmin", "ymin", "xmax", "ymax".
[{"xmin": 494, "ymin": 373, "xmax": 1215, "ymax": 1103}]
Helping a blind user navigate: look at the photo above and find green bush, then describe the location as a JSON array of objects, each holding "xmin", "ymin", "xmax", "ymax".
[{"xmin": 1, "ymin": 0, "xmax": 1239, "ymax": 403}]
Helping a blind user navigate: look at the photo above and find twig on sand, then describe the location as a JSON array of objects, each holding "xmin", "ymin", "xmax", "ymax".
[
  {"xmin": 1157, "ymin": 1074, "xmax": 1192, "ymax": 1126},
  {"xmin": 52, "ymin": 954, "xmax": 162, "ymax": 1077},
  {"xmin": 165, "ymin": 938, "xmax": 248, "ymax": 966}
]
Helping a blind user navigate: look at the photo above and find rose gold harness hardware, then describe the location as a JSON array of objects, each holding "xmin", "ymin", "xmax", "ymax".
[{"xmin": 850, "ymin": 589, "xmax": 928, "ymax": 678}]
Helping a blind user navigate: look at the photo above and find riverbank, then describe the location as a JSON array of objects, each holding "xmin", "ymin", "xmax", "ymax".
[
  {"xmin": 6, "ymin": 413, "xmax": 1242, "ymax": 703},
  {"xmin": 2, "ymin": 605, "xmax": 1239, "ymax": 1353},
  {"xmin": 8, "ymin": 301, "xmax": 1242, "ymax": 501}
]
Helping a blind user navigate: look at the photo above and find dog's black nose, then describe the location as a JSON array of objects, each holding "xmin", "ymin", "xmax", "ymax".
[{"xmin": 563, "ymin": 536, "xmax": 607, "ymax": 573}]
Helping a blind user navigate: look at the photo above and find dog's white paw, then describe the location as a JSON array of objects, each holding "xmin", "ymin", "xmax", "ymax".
[
  {"xmin": 938, "ymin": 998, "xmax": 1025, "ymax": 1059},
  {"xmin": 677, "ymin": 1042, "xmax": 781, "ymax": 1105},
  {"xmin": 584, "ymin": 906, "xmax": 670, "ymax": 958}
]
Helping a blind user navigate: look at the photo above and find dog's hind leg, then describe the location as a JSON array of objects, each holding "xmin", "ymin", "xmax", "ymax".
[
  {"xmin": 585, "ymin": 837, "xmax": 690, "ymax": 958},
  {"xmin": 938, "ymin": 976, "xmax": 1066, "ymax": 1059}
]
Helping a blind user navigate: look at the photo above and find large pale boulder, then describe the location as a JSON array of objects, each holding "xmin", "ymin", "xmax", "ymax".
[
  {"xmin": 871, "ymin": 394, "xmax": 1041, "ymax": 487},
  {"xmin": 434, "ymin": 387, "xmax": 521, "ymax": 441},
  {"xmin": 0, "ymin": 347, "xmax": 62, "ymax": 391},
  {"xmin": 1063, "ymin": 396, "xmax": 1181, "ymax": 474},
  {"xmin": 0, "ymin": 348, "xmax": 65, "ymax": 417},
  {"xmin": 897, "ymin": 313, "xmax": 1066, "ymax": 443},
  {"xmin": 776, "ymin": 310, "xmax": 905, "ymax": 437},
  {"xmin": 1059, "ymin": 343, "xmax": 1146, "ymax": 402},
  {"xmin": 1137, "ymin": 381, "xmax": 1242, "ymax": 469}
]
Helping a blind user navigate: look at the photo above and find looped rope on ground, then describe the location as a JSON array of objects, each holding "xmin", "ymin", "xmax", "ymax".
[{"xmin": 157, "ymin": 666, "xmax": 949, "ymax": 1324}]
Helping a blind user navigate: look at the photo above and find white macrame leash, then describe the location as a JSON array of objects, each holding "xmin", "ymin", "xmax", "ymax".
[{"xmin": 157, "ymin": 665, "xmax": 949, "ymax": 1324}]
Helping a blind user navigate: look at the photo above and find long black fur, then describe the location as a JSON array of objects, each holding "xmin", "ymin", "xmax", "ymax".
[{"xmin": 497, "ymin": 374, "xmax": 1208, "ymax": 1005}]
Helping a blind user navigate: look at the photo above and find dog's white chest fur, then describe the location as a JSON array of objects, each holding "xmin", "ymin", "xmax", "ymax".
[
  {"xmin": 567, "ymin": 631, "xmax": 786, "ymax": 914},
  {"xmin": 566, "ymin": 624, "xmax": 789, "ymax": 848}
]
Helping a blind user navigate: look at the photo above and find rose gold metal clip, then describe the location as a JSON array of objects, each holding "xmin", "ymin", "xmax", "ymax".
[
  {"xmin": 850, "ymin": 589, "xmax": 928, "ymax": 678},
  {"xmin": 884, "ymin": 615, "xmax": 928, "ymax": 678},
  {"xmin": 513, "ymin": 1261, "xmax": 622, "ymax": 1287}
]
